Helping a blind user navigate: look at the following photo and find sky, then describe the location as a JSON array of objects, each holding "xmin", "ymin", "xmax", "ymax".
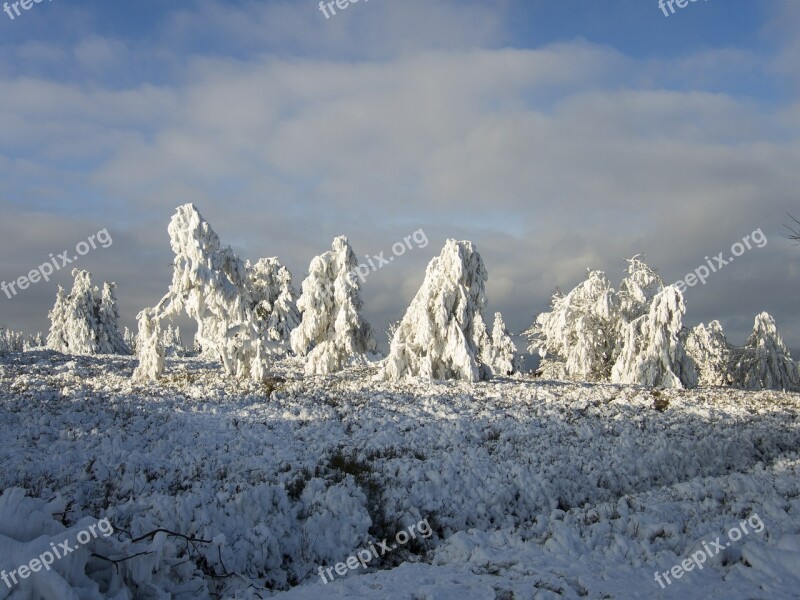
[{"xmin": 1, "ymin": 0, "xmax": 799, "ymax": 352}]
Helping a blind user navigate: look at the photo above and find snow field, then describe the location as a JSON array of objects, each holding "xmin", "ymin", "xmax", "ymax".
[{"xmin": 1, "ymin": 351, "xmax": 799, "ymax": 598}]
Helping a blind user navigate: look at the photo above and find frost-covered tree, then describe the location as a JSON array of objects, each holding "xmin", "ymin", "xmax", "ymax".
[
  {"xmin": 685, "ymin": 320, "xmax": 735, "ymax": 387},
  {"xmin": 0, "ymin": 328, "xmax": 23, "ymax": 353},
  {"xmin": 487, "ymin": 312, "xmax": 520, "ymax": 376},
  {"xmin": 379, "ymin": 239, "xmax": 493, "ymax": 382},
  {"xmin": 162, "ymin": 324, "xmax": 187, "ymax": 357},
  {"xmin": 23, "ymin": 332, "xmax": 45, "ymax": 351},
  {"xmin": 526, "ymin": 270, "xmax": 619, "ymax": 381},
  {"xmin": 617, "ymin": 255, "xmax": 664, "ymax": 324},
  {"xmin": 249, "ymin": 257, "xmax": 301, "ymax": 351},
  {"xmin": 291, "ymin": 236, "xmax": 376, "ymax": 375},
  {"xmin": 47, "ymin": 269, "xmax": 129, "ymax": 355},
  {"xmin": 123, "ymin": 327, "xmax": 137, "ymax": 354},
  {"xmin": 732, "ymin": 312, "xmax": 800, "ymax": 391},
  {"xmin": 611, "ymin": 286, "xmax": 697, "ymax": 389},
  {"xmin": 133, "ymin": 308, "xmax": 165, "ymax": 382},
  {"xmin": 134, "ymin": 204, "xmax": 272, "ymax": 382}
]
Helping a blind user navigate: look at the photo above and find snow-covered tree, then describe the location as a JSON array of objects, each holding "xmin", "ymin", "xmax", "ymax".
[
  {"xmin": 617, "ymin": 255, "xmax": 664, "ymax": 324},
  {"xmin": 24, "ymin": 332, "xmax": 45, "ymax": 351},
  {"xmin": 0, "ymin": 328, "xmax": 23, "ymax": 353},
  {"xmin": 611, "ymin": 286, "xmax": 697, "ymax": 389},
  {"xmin": 134, "ymin": 204, "xmax": 272, "ymax": 382},
  {"xmin": 732, "ymin": 312, "xmax": 800, "ymax": 391},
  {"xmin": 525, "ymin": 270, "xmax": 619, "ymax": 381},
  {"xmin": 123, "ymin": 327, "xmax": 137, "ymax": 354},
  {"xmin": 47, "ymin": 269, "xmax": 129, "ymax": 355},
  {"xmin": 133, "ymin": 308, "xmax": 165, "ymax": 382},
  {"xmin": 487, "ymin": 312, "xmax": 520, "ymax": 376},
  {"xmin": 249, "ymin": 257, "xmax": 300, "ymax": 351},
  {"xmin": 291, "ymin": 236, "xmax": 376, "ymax": 375},
  {"xmin": 162, "ymin": 324, "xmax": 187, "ymax": 357},
  {"xmin": 379, "ymin": 239, "xmax": 493, "ymax": 382},
  {"xmin": 685, "ymin": 320, "xmax": 735, "ymax": 387}
]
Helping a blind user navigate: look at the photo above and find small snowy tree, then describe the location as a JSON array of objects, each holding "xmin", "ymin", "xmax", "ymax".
[
  {"xmin": 291, "ymin": 236, "xmax": 376, "ymax": 375},
  {"xmin": 379, "ymin": 239, "xmax": 493, "ymax": 382},
  {"xmin": 133, "ymin": 308, "xmax": 165, "ymax": 382},
  {"xmin": 732, "ymin": 312, "xmax": 800, "ymax": 391},
  {"xmin": 47, "ymin": 269, "xmax": 129, "ymax": 355},
  {"xmin": 611, "ymin": 286, "xmax": 697, "ymax": 389},
  {"xmin": 487, "ymin": 312, "xmax": 519, "ymax": 376},
  {"xmin": 525, "ymin": 270, "xmax": 619, "ymax": 381},
  {"xmin": 162, "ymin": 324, "xmax": 187, "ymax": 357},
  {"xmin": 685, "ymin": 320, "xmax": 735, "ymax": 387},
  {"xmin": 249, "ymin": 257, "xmax": 300, "ymax": 351},
  {"xmin": 123, "ymin": 327, "xmax": 137, "ymax": 354}
]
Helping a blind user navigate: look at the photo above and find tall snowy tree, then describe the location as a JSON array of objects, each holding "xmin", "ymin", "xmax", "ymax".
[
  {"xmin": 379, "ymin": 239, "xmax": 493, "ymax": 382},
  {"xmin": 249, "ymin": 257, "xmax": 301, "ymax": 351},
  {"xmin": 732, "ymin": 312, "xmax": 800, "ymax": 391},
  {"xmin": 611, "ymin": 286, "xmax": 697, "ymax": 389},
  {"xmin": 47, "ymin": 269, "xmax": 129, "ymax": 355},
  {"xmin": 134, "ymin": 204, "xmax": 271, "ymax": 382},
  {"xmin": 525, "ymin": 270, "xmax": 619, "ymax": 381},
  {"xmin": 291, "ymin": 236, "xmax": 376, "ymax": 375},
  {"xmin": 685, "ymin": 320, "xmax": 735, "ymax": 387}
]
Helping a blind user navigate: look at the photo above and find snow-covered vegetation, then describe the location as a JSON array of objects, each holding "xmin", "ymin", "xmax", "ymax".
[
  {"xmin": 46, "ymin": 269, "xmax": 129, "ymax": 356},
  {"xmin": 291, "ymin": 236, "xmax": 376, "ymax": 375},
  {"xmin": 380, "ymin": 239, "xmax": 493, "ymax": 382},
  {"xmin": 4, "ymin": 207, "xmax": 800, "ymax": 598},
  {"xmin": 0, "ymin": 352, "xmax": 799, "ymax": 598}
]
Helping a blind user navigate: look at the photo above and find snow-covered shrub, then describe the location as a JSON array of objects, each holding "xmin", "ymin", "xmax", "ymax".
[
  {"xmin": 611, "ymin": 286, "xmax": 697, "ymax": 389},
  {"xmin": 526, "ymin": 270, "xmax": 619, "ymax": 381},
  {"xmin": 732, "ymin": 312, "xmax": 800, "ymax": 391},
  {"xmin": 46, "ymin": 269, "xmax": 130, "ymax": 355},
  {"xmin": 291, "ymin": 236, "xmax": 376, "ymax": 375},
  {"xmin": 0, "ymin": 487, "xmax": 210, "ymax": 599},
  {"xmin": 135, "ymin": 204, "xmax": 275, "ymax": 382},
  {"xmin": 379, "ymin": 239, "xmax": 493, "ymax": 382},
  {"xmin": 487, "ymin": 312, "xmax": 520, "ymax": 375},
  {"xmin": 249, "ymin": 257, "xmax": 301, "ymax": 351},
  {"xmin": 685, "ymin": 320, "xmax": 736, "ymax": 387}
]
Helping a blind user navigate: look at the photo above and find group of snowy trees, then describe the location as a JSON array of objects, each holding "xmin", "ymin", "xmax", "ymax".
[
  {"xmin": 129, "ymin": 206, "xmax": 519, "ymax": 382},
  {"xmin": 46, "ymin": 269, "xmax": 129, "ymax": 356},
  {"xmin": 22, "ymin": 204, "xmax": 798, "ymax": 391},
  {"xmin": 526, "ymin": 257, "xmax": 799, "ymax": 391},
  {"xmin": 0, "ymin": 328, "xmax": 43, "ymax": 353}
]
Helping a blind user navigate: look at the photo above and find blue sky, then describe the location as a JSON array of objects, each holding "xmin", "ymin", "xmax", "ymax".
[{"xmin": 1, "ymin": 0, "xmax": 799, "ymax": 351}]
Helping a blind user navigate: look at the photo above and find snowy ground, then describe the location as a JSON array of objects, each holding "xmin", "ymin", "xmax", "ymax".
[{"xmin": 1, "ymin": 350, "xmax": 799, "ymax": 599}]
